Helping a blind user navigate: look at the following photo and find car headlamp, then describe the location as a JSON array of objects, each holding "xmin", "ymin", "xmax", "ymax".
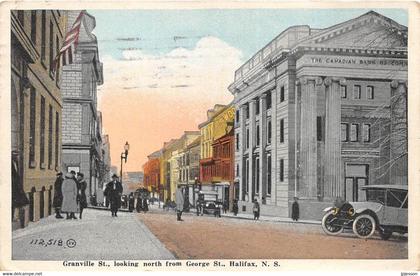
[
  {"xmin": 332, "ymin": 207, "xmax": 339, "ymax": 215},
  {"xmin": 347, "ymin": 208, "xmax": 355, "ymax": 216}
]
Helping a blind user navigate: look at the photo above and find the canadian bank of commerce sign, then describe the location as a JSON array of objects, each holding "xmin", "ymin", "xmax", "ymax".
[{"xmin": 307, "ymin": 55, "xmax": 408, "ymax": 68}]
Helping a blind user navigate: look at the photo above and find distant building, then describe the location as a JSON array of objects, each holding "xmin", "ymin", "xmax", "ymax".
[
  {"xmin": 143, "ymin": 150, "xmax": 162, "ymax": 198},
  {"xmin": 61, "ymin": 10, "xmax": 104, "ymax": 200},
  {"xmin": 178, "ymin": 136, "xmax": 201, "ymax": 206},
  {"xmin": 199, "ymin": 104, "xmax": 235, "ymax": 203},
  {"xmin": 229, "ymin": 11, "xmax": 407, "ymax": 219},
  {"xmin": 11, "ymin": 10, "xmax": 66, "ymax": 228},
  {"xmin": 122, "ymin": 171, "xmax": 144, "ymax": 194}
]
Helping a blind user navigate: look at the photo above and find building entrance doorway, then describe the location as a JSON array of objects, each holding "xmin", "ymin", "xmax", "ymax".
[{"xmin": 345, "ymin": 164, "xmax": 369, "ymax": 202}]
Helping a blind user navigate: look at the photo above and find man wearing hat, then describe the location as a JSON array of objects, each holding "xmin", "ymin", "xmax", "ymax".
[
  {"xmin": 53, "ymin": 172, "xmax": 64, "ymax": 219},
  {"xmin": 76, "ymin": 172, "xmax": 88, "ymax": 219},
  {"xmin": 104, "ymin": 174, "xmax": 123, "ymax": 217}
]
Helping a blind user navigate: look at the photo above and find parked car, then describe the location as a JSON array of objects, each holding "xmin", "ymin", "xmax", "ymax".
[
  {"xmin": 321, "ymin": 185, "xmax": 408, "ymax": 240},
  {"xmin": 196, "ymin": 191, "xmax": 222, "ymax": 217}
]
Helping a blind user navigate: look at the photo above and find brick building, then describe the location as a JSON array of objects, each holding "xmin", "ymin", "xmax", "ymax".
[
  {"xmin": 199, "ymin": 104, "xmax": 235, "ymax": 202},
  {"xmin": 178, "ymin": 136, "xmax": 201, "ymax": 206},
  {"xmin": 229, "ymin": 11, "xmax": 407, "ymax": 219},
  {"xmin": 11, "ymin": 10, "xmax": 66, "ymax": 228},
  {"xmin": 61, "ymin": 10, "xmax": 104, "ymax": 199},
  {"xmin": 143, "ymin": 150, "xmax": 162, "ymax": 198}
]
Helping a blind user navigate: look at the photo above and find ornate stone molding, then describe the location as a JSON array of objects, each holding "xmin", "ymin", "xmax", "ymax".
[
  {"xmin": 324, "ymin": 77, "xmax": 346, "ymax": 86},
  {"xmin": 390, "ymin": 79, "xmax": 407, "ymax": 89},
  {"xmin": 298, "ymin": 76, "xmax": 323, "ymax": 85}
]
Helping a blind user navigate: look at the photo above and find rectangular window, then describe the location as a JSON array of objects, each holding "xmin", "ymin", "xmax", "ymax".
[
  {"xmin": 41, "ymin": 11, "xmax": 46, "ymax": 61},
  {"xmin": 55, "ymin": 111, "xmax": 59, "ymax": 168},
  {"xmin": 363, "ymin": 123, "xmax": 371, "ymax": 142},
  {"xmin": 353, "ymin": 85, "xmax": 361, "ymax": 99},
  {"xmin": 280, "ymin": 119, "xmax": 284, "ymax": 143},
  {"xmin": 255, "ymin": 157, "xmax": 260, "ymax": 194},
  {"xmin": 56, "ymin": 35, "xmax": 60, "ymax": 83},
  {"xmin": 256, "ymin": 123, "xmax": 260, "ymax": 146},
  {"xmin": 341, "ymin": 123, "xmax": 349, "ymax": 142},
  {"xmin": 350, "ymin": 123, "xmax": 359, "ymax": 142},
  {"xmin": 341, "ymin": 85, "xmax": 347, "ymax": 98},
  {"xmin": 267, "ymin": 154, "xmax": 272, "ymax": 195},
  {"xmin": 255, "ymin": 98, "xmax": 260, "ymax": 115},
  {"xmin": 29, "ymin": 87, "xmax": 36, "ymax": 167},
  {"xmin": 49, "ymin": 20, "xmax": 54, "ymax": 76},
  {"xmin": 280, "ymin": 86, "xmax": 285, "ymax": 102},
  {"xmin": 246, "ymin": 127, "xmax": 250, "ymax": 149},
  {"xmin": 367, "ymin": 86, "xmax": 374, "ymax": 99},
  {"xmin": 317, "ymin": 116, "xmax": 322, "ymax": 141},
  {"xmin": 245, "ymin": 158, "xmax": 249, "ymax": 193},
  {"xmin": 267, "ymin": 119, "xmax": 272, "ymax": 144},
  {"xmin": 266, "ymin": 91, "xmax": 272, "ymax": 109},
  {"xmin": 235, "ymin": 133, "xmax": 239, "ymax": 151},
  {"xmin": 31, "ymin": 11, "xmax": 37, "ymax": 43},
  {"xmin": 40, "ymin": 96, "xmax": 45, "ymax": 168},
  {"xmin": 245, "ymin": 104, "xmax": 249, "ymax": 119},
  {"xmin": 48, "ymin": 105, "xmax": 53, "ymax": 169},
  {"xmin": 280, "ymin": 159, "xmax": 284, "ymax": 182},
  {"xmin": 235, "ymin": 110, "xmax": 239, "ymax": 123}
]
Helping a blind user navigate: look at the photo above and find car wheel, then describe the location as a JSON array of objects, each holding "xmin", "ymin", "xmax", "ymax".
[
  {"xmin": 379, "ymin": 228, "xmax": 393, "ymax": 240},
  {"xmin": 353, "ymin": 214, "xmax": 376, "ymax": 239},
  {"xmin": 321, "ymin": 210, "xmax": 344, "ymax": 235}
]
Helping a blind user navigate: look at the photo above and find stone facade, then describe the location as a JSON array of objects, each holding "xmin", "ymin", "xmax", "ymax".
[
  {"xmin": 229, "ymin": 11, "xmax": 407, "ymax": 219},
  {"xmin": 61, "ymin": 10, "xmax": 104, "ymax": 200},
  {"xmin": 11, "ymin": 10, "xmax": 66, "ymax": 229}
]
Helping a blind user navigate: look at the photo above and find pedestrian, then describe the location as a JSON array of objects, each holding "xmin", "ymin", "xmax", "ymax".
[
  {"xmin": 291, "ymin": 197, "xmax": 300, "ymax": 222},
  {"xmin": 76, "ymin": 172, "xmax": 88, "ymax": 219},
  {"xmin": 175, "ymin": 187, "xmax": 184, "ymax": 221},
  {"xmin": 232, "ymin": 199, "xmax": 238, "ymax": 216},
  {"xmin": 104, "ymin": 174, "xmax": 123, "ymax": 217},
  {"xmin": 61, "ymin": 172, "xmax": 79, "ymax": 219},
  {"xmin": 128, "ymin": 192, "xmax": 135, "ymax": 212},
  {"xmin": 223, "ymin": 199, "xmax": 228, "ymax": 214},
  {"xmin": 52, "ymin": 172, "xmax": 64, "ymax": 219},
  {"xmin": 142, "ymin": 197, "xmax": 149, "ymax": 212},
  {"xmin": 253, "ymin": 198, "xmax": 260, "ymax": 220}
]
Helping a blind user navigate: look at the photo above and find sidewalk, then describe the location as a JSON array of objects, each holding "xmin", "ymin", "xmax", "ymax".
[
  {"xmin": 12, "ymin": 208, "xmax": 174, "ymax": 260},
  {"xmin": 146, "ymin": 203, "xmax": 321, "ymax": 225}
]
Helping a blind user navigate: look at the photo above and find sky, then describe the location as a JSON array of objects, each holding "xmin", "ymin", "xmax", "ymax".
[{"xmin": 87, "ymin": 9, "xmax": 407, "ymax": 172}]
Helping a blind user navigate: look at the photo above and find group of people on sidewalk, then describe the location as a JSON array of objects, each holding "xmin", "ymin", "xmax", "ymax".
[{"xmin": 52, "ymin": 171, "xmax": 87, "ymax": 220}]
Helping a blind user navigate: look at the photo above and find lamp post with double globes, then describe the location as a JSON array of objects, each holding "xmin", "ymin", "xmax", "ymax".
[{"xmin": 120, "ymin": 141, "xmax": 130, "ymax": 187}]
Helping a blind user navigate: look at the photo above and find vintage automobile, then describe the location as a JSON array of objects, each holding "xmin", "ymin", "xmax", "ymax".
[
  {"xmin": 321, "ymin": 185, "xmax": 408, "ymax": 239},
  {"xmin": 196, "ymin": 191, "xmax": 223, "ymax": 217}
]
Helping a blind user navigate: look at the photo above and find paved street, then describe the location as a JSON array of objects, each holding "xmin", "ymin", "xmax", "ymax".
[
  {"xmin": 139, "ymin": 208, "xmax": 408, "ymax": 259},
  {"xmin": 12, "ymin": 209, "xmax": 174, "ymax": 260}
]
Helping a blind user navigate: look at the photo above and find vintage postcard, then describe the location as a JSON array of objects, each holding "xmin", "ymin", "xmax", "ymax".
[{"xmin": 0, "ymin": 0, "xmax": 419, "ymax": 273}]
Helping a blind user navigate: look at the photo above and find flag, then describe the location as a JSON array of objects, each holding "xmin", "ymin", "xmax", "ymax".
[{"xmin": 52, "ymin": 11, "xmax": 85, "ymax": 75}]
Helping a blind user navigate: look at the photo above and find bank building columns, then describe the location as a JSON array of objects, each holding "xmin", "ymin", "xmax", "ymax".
[
  {"xmin": 248, "ymin": 99, "xmax": 256, "ymax": 202},
  {"xmin": 324, "ymin": 77, "xmax": 346, "ymax": 199}
]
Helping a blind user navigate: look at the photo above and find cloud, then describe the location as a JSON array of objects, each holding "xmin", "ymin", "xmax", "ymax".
[{"xmin": 98, "ymin": 36, "xmax": 242, "ymax": 171}]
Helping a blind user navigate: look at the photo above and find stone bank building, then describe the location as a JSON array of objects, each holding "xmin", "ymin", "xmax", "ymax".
[{"xmin": 229, "ymin": 11, "xmax": 407, "ymax": 219}]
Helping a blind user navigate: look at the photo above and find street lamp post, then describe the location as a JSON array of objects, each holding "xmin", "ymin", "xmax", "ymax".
[{"xmin": 120, "ymin": 141, "xmax": 130, "ymax": 188}]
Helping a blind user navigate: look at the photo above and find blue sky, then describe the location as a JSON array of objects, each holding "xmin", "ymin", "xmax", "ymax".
[{"xmin": 89, "ymin": 9, "xmax": 408, "ymax": 62}]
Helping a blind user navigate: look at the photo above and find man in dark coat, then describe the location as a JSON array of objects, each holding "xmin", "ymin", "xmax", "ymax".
[
  {"xmin": 104, "ymin": 174, "xmax": 123, "ymax": 217},
  {"xmin": 76, "ymin": 172, "xmax": 88, "ymax": 219},
  {"xmin": 291, "ymin": 197, "xmax": 300, "ymax": 221},
  {"xmin": 53, "ymin": 172, "xmax": 64, "ymax": 219},
  {"xmin": 128, "ymin": 192, "xmax": 135, "ymax": 212}
]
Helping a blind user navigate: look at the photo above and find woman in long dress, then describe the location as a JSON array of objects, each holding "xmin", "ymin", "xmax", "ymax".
[{"xmin": 61, "ymin": 172, "xmax": 79, "ymax": 219}]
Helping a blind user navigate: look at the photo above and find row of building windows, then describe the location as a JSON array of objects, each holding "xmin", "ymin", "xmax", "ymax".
[
  {"xmin": 240, "ymin": 155, "xmax": 285, "ymax": 198},
  {"xmin": 235, "ymin": 86, "xmax": 286, "ymax": 124},
  {"xmin": 341, "ymin": 123, "xmax": 371, "ymax": 142},
  {"xmin": 16, "ymin": 11, "xmax": 61, "ymax": 82},
  {"xmin": 341, "ymin": 85, "xmax": 374, "ymax": 100},
  {"xmin": 235, "ymin": 117, "xmax": 286, "ymax": 151},
  {"xmin": 29, "ymin": 87, "xmax": 60, "ymax": 169}
]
